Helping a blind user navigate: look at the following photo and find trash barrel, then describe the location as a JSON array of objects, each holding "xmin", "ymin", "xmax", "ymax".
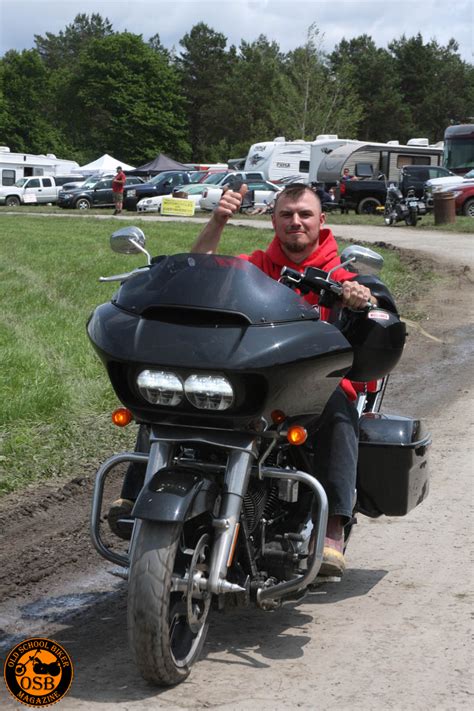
[{"xmin": 433, "ymin": 191, "xmax": 456, "ymax": 225}]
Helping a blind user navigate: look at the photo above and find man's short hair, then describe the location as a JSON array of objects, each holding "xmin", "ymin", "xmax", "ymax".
[
  {"xmin": 116, "ymin": 166, "xmax": 122, "ymax": 171},
  {"xmin": 274, "ymin": 183, "xmax": 321, "ymax": 210}
]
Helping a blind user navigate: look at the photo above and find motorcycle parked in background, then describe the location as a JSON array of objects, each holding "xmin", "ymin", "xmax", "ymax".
[{"xmin": 384, "ymin": 183, "xmax": 427, "ymax": 226}]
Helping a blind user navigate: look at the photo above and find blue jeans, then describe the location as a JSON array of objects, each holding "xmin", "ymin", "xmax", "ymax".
[{"xmin": 301, "ymin": 387, "xmax": 359, "ymax": 524}]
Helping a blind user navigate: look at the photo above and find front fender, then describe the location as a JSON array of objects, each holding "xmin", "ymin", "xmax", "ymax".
[{"xmin": 132, "ymin": 467, "xmax": 219, "ymax": 523}]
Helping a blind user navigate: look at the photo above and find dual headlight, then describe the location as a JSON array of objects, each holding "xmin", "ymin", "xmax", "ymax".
[{"xmin": 137, "ymin": 370, "xmax": 234, "ymax": 411}]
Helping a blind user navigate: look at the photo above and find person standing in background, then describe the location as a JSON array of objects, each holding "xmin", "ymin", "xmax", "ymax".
[{"xmin": 112, "ymin": 166, "xmax": 126, "ymax": 214}]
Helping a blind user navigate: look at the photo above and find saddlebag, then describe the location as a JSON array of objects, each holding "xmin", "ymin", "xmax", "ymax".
[{"xmin": 356, "ymin": 413, "xmax": 431, "ymax": 517}]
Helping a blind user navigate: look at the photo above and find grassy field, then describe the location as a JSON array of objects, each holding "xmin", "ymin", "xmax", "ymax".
[
  {"xmin": 1, "ymin": 203, "xmax": 473, "ymax": 232},
  {"xmin": 0, "ymin": 213, "xmax": 437, "ymax": 495}
]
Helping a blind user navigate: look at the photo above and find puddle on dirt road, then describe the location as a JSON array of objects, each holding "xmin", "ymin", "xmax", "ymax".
[{"xmin": 0, "ymin": 564, "xmax": 125, "ymax": 656}]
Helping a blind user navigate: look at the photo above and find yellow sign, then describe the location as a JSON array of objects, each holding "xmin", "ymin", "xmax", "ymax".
[{"xmin": 161, "ymin": 197, "xmax": 195, "ymax": 216}]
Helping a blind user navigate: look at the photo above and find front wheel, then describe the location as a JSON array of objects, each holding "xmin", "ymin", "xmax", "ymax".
[
  {"xmin": 405, "ymin": 208, "xmax": 418, "ymax": 227},
  {"xmin": 383, "ymin": 204, "xmax": 394, "ymax": 225},
  {"xmin": 75, "ymin": 198, "xmax": 90, "ymax": 209},
  {"xmin": 128, "ymin": 521, "xmax": 211, "ymax": 686},
  {"xmin": 6, "ymin": 196, "xmax": 20, "ymax": 207},
  {"xmin": 463, "ymin": 198, "xmax": 474, "ymax": 217}
]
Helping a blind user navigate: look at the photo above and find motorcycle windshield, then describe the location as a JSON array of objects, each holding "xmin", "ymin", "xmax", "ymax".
[{"xmin": 114, "ymin": 253, "xmax": 317, "ymax": 325}]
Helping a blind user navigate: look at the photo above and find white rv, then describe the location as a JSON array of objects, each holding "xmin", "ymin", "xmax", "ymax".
[
  {"xmin": 243, "ymin": 137, "xmax": 310, "ymax": 182},
  {"xmin": 244, "ymin": 135, "xmax": 358, "ymax": 183},
  {"xmin": 0, "ymin": 146, "xmax": 80, "ymax": 187}
]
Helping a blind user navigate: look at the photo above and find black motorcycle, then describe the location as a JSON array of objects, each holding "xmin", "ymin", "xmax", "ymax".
[
  {"xmin": 384, "ymin": 183, "xmax": 427, "ymax": 226},
  {"xmin": 88, "ymin": 227, "xmax": 430, "ymax": 686}
]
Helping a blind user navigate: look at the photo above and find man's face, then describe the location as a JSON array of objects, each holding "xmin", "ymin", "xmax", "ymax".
[{"xmin": 272, "ymin": 189, "xmax": 325, "ymax": 263}]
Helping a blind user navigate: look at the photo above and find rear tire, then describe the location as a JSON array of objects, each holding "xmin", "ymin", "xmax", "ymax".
[
  {"xmin": 357, "ymin": 197, "xmax": 382, "ymax": 215},
  {"xmin": 128, "ymin": 521, "xmax": 210, "ymax": 686}
]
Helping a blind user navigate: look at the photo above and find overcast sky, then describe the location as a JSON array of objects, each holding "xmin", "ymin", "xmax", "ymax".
[{"xmin": 0, "ymin": 0, "xmax": 472, "ymax": 62}]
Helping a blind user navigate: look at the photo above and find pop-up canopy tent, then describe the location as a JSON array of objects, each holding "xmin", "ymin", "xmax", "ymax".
[
  {"xmin": 131, "ymin": 153, "xmax": 189, "ymax": 176},
  {"xmin": 73, "ymin": 153, "xmax": 135, "ymax": 175}
]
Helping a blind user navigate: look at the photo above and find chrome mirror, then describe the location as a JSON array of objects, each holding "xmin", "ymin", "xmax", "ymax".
[
  {"xmin": 339, "ymin": 245, "xmax": 384, "ymax": 275},
  {"xmin": 110, "ymin": 226, "xmax": 151, "ymax": 264}
]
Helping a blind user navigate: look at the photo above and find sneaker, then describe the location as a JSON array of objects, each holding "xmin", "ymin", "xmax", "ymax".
[
  {"xmin": 113, "ymin": 209, "xmax": 118, "ymax": 215},
  {"xmin": 319, "ymin": 535, "xmax": 346, "ymax": 577},
  {"xmin": 107, "ymin": 498, "xmax": 134, "ymax": 540}
]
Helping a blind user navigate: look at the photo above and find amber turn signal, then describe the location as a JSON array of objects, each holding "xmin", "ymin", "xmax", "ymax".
[
  {"xmin": 271, "ymin": 409, "xmax": 286, "ymax": 424},
  {"xmin": 112, "ymin": 408, "xmax": 133, "ymax": 427},
  {"xmin": 287, "ymin": 425, "xmax": 308, "ymax": 445}
]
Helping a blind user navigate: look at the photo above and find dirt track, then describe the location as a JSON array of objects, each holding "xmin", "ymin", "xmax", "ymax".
[{"xmin": 0, "ymin": 235, "xmax": 473, "ymax": 710}]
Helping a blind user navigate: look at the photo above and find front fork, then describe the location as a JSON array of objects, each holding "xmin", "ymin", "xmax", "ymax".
[{"xmin": 208, "ymin": 448, "xmax": 254, "ymax": 594}]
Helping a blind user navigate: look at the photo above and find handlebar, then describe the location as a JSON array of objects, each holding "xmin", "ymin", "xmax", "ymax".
[
  {"xmin": 99, "ymin": 266, "xmax": 148, "ymax": 283},
  {"xmin": 279, "ymin": 265, "xmax": 343, "ymax": 296},
  {"xmin": 279, "ymin": 265, "xmax": 371, "ymax": 310}
]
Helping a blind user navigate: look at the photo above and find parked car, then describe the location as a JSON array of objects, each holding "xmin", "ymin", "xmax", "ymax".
[
  {"xmin": 200, "ymin": 179, "xmax": 282, "ymax": 211},
  {"xmin": 137, "ymin": 184, "xmax": 207, "ymax": 213},
  {"xmin": 426, "ymin": 168, "xmax": 474, "ymax": 191},
  {"xmin": 57, "ymin": 176, "xmax": 144, "ymax": 209},
  {"xmin": 437, "ymin": 182, "xmax": 474, "ymax": 216},
  {"xmin": 199, "ymin": 170, "xmax": 265, "ymax": 188},
  {"xmin": 59, "ymin": 173, "xmax": 112, "ymax": 192},
  {"xmin": 0, "ymin": 174, "xmax": 86, "ymax": 206},
  {"xmin": 123, "ymin": 171, "xmax": 192, "ymax": 211}
]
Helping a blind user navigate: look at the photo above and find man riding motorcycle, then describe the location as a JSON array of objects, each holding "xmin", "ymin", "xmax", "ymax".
[{"xmin": 109, "ymin": 183, "xmax": 398, "ymax": 576}]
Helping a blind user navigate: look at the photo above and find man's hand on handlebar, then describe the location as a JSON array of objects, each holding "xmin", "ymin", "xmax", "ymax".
[
  {"xmin": 341, "ymin": 280, "xmax": 376, "ymax": 310},
  {"xmin": 213, "ymin": 184, "xmax": 248, "ymax": 225}
]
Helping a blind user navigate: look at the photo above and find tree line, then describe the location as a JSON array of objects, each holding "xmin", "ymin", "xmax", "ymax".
[{"xmin": 0, "ymin": 13, "xmax": 472, "ymax": 166}]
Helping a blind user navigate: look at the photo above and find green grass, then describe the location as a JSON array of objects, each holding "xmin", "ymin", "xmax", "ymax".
[
  {"xmin": 1, "ymin": 203, "xmax": 473, "ymax": 232},
  {"xmin": 0, "ymin": 214, "xmax": 437, "ymax": 494}
]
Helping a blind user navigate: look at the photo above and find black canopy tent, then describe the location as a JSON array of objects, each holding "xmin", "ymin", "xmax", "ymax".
[{"xmin": 130, "ymin": 153, "xmax": 189, "ymax": 176}]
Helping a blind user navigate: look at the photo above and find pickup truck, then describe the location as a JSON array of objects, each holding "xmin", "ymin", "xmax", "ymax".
[
  {"xmin": 336, "ymin": 165, "xmax": 456, "ymax": 214},
  {"xmin": 0, "ymin": 175, "xmax": 84, "ymax": 206}
]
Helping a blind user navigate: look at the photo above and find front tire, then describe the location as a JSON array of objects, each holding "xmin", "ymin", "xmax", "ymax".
[
  {"xmin": 6, "ymin": 196, "xmax": 20, "ymax": 207},
  {"xmin": 462, "ymin": 198, "xmax": 474, "ymax": 217},
  {"xmin": 128, "ymin": 521, "xmax": 210, "ymax": 686},
  {"xmin": 405, "ymin": 209, "xmax": 418, "ymax": 226},
  {"xmin": 357, "ymin": 197, "xmax": 382, "ymax": 215},
  {"xmin": 384, "ymin": 204, "xmax": 394, "ymax": 225},
  {"xmin": 75, "ymin": 198, "xmax": 91, "ymax": 209}
]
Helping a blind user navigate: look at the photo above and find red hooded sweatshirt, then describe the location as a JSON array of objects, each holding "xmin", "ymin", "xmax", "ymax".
[{"xmin": 239, "ymin": 227, "xmax": 358, "ymax": 400}]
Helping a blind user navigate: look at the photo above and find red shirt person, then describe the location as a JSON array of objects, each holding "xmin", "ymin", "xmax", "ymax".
[
  {"xmin": 191, "ymin": 183, "xmax": 379, "ymax": 575},
  {"xmin": 112, "ymin": 166, "xmax": 126, "ymax": 214}
]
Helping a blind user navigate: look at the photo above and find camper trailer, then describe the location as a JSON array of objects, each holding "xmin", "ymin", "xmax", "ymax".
[
  {"xmin": 244, "ymin": 135, "xmax": 360, "ymax": 183},
  {"xmin": 0, "ymin": 147, "xmax": 79, "ymax": 186},
  {"xmin": 316, "ymin": 138, "xmax": 444, "ymax": 185}
]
